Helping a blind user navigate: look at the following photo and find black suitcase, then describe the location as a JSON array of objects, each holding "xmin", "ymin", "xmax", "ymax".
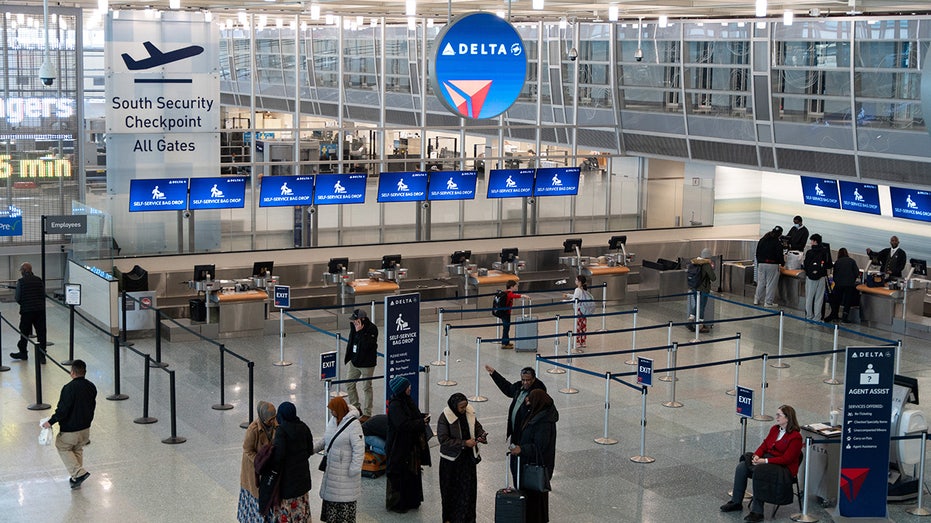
[{"xmin": 495, "ymin": 452, "xmax": 526, "ymax": 522}]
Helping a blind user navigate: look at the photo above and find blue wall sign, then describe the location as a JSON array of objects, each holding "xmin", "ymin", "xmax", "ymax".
[
  {"xmin": 428, "ymin": 170, "xmax": 478, "ymax": 201},
  {"xmin": 258, "ymin": 175, "xmax": 314, "ymax": 207},
  {"xmin": 486, "ymin": 168, "xmax": 535, "ymax": 198},
  {"xmin": 314, "ymin": 174, "xmax": 367, "ymax": 205},
  {"xmin": 320, "ymin": 351, "xmax": 338, "ymax": 380},
  {"xmin": 385, "ymin": 293, "xmax": 421, "ymax": 406},
  {"xmin": 736, "ymin": 386, "xmax": 753, "ymax": 418},
  {"xmin": 839, "ymin": 180, "xmax": 881, "ymax": 215},
  {"xmin": 800, "ymin": 176, "xmax": 841, "ymax": 209},
  {"xmin": 0, "ymin": 216, "xmax": 23, "ymax": 236},
  {"xmin": 890, "ymin": 186, "xmax": 931, "ymax": 222},
  {"xmin": 533, "ymin": 167, "xmax": 581, "ymax": 197},
  {"xmin": 189, "ymin": 176, "xmax": 247, "ymax": 210},
  {"xmin": 636, "ymin": 356, "xmax": 653, "ymax": 387},
  {"xmin": 377, "ymin": 171, "xmax": 428, "ymax": 202},
  {"xmin": 129, "ymin": 178, "xmax": 188, "ymax": 212},
  {"xmin": 838, "ymin": 346, "xmax": 895, "ymax": 518},
  {"xmin": 274, "ymin": 285, "xmax": 291, "ymax": 308},
  {"xmin": 429, "ymin": 12, "xmax": 527, "ymax": 120}
]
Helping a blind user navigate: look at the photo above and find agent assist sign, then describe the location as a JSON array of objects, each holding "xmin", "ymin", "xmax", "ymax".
[{"xmin": 430, "ymin": 12, "xmax": 527, "ymax": 120}]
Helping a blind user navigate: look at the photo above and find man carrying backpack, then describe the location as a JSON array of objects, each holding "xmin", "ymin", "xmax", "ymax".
[
  {"xmin": 492, "ymin": 280, "xmax": 524, "ymax": 349},
  {"xmin": 803, "ymin": 234, "xmax": 833, "ymax": 321},
  {"xmin": 687, "ymin": 248, "xmax": 716, "ymax": 332}
]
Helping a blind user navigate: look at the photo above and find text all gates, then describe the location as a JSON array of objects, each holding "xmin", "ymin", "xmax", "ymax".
[{"xmin": 637, "ymin": 357, "xmax": 653, "ymax": 387}]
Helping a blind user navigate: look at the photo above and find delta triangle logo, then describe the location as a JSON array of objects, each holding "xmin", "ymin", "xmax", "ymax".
[
  {"xmin": 840, "ymin": 468, "xmax": 869, "ymax": 501},
  {"xmin": 442, "ymin": 80, "xmax": 492, "ymax": 118},
  {"xmin": 442, "ymin": 43, "xmax": 456, "ymax": 56}
]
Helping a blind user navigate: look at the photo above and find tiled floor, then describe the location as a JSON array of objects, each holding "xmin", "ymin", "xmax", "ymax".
[{"xmin": 1, "ymin": 292, "xmax": 929, "ymax": 522}]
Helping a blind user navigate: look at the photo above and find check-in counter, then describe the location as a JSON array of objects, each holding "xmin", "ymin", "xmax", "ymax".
[
  {"xmin": 210, "ymin": 289, "xmax": 268, "ymax": 336},
  {"xmin": 581, "ymin": 264, "xmax": 629, "ymax": 302},
  {"xmin": 468, "ymin": 270, "xmax": 518, "ymax": 309},
  {"xmin": 778, "ymin": 268, "xmax": 805, "ymax": 311},
  {"xmin": 723, "ymin": 260, "xmax": 755, "ymax": 297},
  {"xmin": 857, "ymin": 284, "xmax": 904, "ymax": 325},
  {"xmin": 639, "ymin": 262, "xmax": 687, "ymax": 298},
  {"xmin": 345, "ymin": 279, "xmax": 400, "ymax": 321}
]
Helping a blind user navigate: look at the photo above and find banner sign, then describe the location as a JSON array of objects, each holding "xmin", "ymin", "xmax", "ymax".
[
  {"xmin": 427, "ymin": 170, "xmax": 478, "ymax": 200},
  {"xmin": 320, "ymin": 351, "xmax": 338, "ymax": 380},
  {"xmin": 46, "ymin": 214, "xmax": 88, "ymax": 234},
  {"xmin": 736, "ymin": 386, "xmax": 753, "ymax": 418},
  {"xmin": 838, "ymin": 345, "xmax": 895, "ymax": 518},
  {"xmin": 839, "ymin": 181, "xmax": 881, "ymax": 215},
  {"xmin": 377, "ymin": 171, "xmax": 428, "ymax": 202},
  {"xmin": 385, "ymin": 293, "xmax": 421, "ymax": 406},
  {"xmin": 800, "ymin": 176, "xmax": 841, "ymax": 209},
  {"xmin": 259, "ymin": 175, "xmax": 314, "ymax": 207},
  {"xmin": 636, "ymin": 357, "xmax": 653, "ymax": 387}
]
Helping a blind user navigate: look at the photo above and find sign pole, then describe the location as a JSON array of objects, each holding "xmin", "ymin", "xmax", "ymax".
[{"xmin": 273, "ymin": 285, "xmax": 292, "ymax": 367}]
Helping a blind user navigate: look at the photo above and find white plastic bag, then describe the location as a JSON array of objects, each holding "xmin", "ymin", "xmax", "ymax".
[{"xmin": 38, "ymin": 418, "xmax": 52, "ymax": 446}]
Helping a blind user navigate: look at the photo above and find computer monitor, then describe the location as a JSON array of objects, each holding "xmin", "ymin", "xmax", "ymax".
[
  {"xmin": 450, "ymin": 250, "xmax": 471, "ymax": 264},
  {"xmin": 910, "ymin": 258, "xmax": 927, "ymax": 277},
  {"xmin": 563, "ymin": 238, "xmax": 583, "ymax": 254},
  {"xmin": 500, "ymin": 248, "xmax": 519, "ymax": 263},
  {"xmin": 193, "ymin": 264, "xmax": 215, "ymax": 282},
  {"xmin": 894, "ymin": 374, "xmax": 920, "ymax": 404},
  {"xmin": 327, "ymin": 257, "xmax": 350, "ymax": 274},
  {"xmin": 382, "ymin": 254, "xmax": 402, "ymax": 270},
  {"xmin": 252, "ymin": 261, "xmax": 274, "ymax": 277},
  {"xmin": 608, "ymin": 235, "xmax": 628, "ymax": 250}
]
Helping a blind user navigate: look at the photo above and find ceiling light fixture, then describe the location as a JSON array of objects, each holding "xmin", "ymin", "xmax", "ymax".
[
  {"xmin": 532, "ymin": 0, "xmax": 544, "ymax": 10},
  {"xmin": 755, "ymin": 0, "xmax": 767, "ymax": 17},
  {"xmin": 405, "ymin": 0, "xmax": 416, "ymax": 17},
  {"xmin": 658, "ymin": 15, "xmax": 667, "ymax": 28},
  {"xmin": 559, "ymin": 17, "xmax": 567, "ymax": 29},
  {"xmin": 608, "ymin": 5, "xmax": 618, "ymax": 22},
  {"xmin": 635, "ymin": 17, "xmax": 643, "ymax": 61},
  {"xmin": 97, "ymin": 0, "xmax": 107, "ymax": 12},
  {"xmin": 497, "ymin": 10, "xmax": 506, "ymax": 19},
  {"xmin": 783, "ymin": 10, "xmax": 793, "ymax": 25},
  {"xmin": 407, "ymin": 16, "xmax": 416, "ymax": 30},
  {"xmin": 168, "ymin": 0, "xmax": 180, "ymax": 9},
  {"xmin": 325, "ymin": 14, "xmax": 334, "ymax": 25},
  {"xmin": 310, "ymin": 4, "xmax": 320, "ymax": 20},
  {"xmin": 356, "ymin": 16, "xmax": 364, "ymax": 26}
]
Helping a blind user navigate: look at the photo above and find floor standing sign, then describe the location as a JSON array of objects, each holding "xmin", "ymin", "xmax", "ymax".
[
  {"xmin": 385, "ymin": 294, "xmax": 420, "ymax": 405},
  {"xmin": 837, "ymin": 346, "xmax": 895, "ymax": 518}
]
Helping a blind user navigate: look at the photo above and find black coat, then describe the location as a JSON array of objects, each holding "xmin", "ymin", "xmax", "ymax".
[
  {"xmin": 386, "ymin": 393, "xmax": 431, "ymax": 472},
  {"xmin": 832, "ymin": 257, "xmax": 860, "ymax": 287},
  {"xmin": 787, "ymin": 225, "xmax": 809, "ymax": 251},
  {"xmin": 345, "ymin": 319, "xmax": 378, "ymax": 368},
  {"xmin": 516, "ymin": 405, "xmax": 558, "ymax": 478},
  {"xmin": 271, "ymin": 417, "xmax": 314, "ymax": 500},
  {"xmin": 48, "ymin": 376, "xmax": 97, "ymax": 432},
  {"xmin": 489, "ymin": 370, "xmax": 547, "ymax": 441},
  {"xmin": 873, "ymin": 247, "xmax": 907, "ymax": 278},
  {"xmin": 16, "ymin": 272, "xmax": 45, "ymax": 313},
  {"xmin": 756, "ymin": 234, "xmax": 785, "ymax": 265}
]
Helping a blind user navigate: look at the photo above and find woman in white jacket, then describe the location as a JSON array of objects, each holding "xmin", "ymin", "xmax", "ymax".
[{"xmin": 315, "ymin": 396, "xmax": 365, "ymax": 523}]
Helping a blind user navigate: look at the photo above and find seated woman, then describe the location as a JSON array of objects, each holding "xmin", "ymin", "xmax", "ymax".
[{"xmin": 720, "ymin": 404, "xmax": 802, "ymax": 522}]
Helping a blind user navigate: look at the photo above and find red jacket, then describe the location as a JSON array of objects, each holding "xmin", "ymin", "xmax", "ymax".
[{"xmin": 755, "ymin": 425, "xmax": 803, "ymax": 476}]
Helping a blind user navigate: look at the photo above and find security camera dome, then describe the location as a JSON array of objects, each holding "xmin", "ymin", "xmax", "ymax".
[{"xmin": 39, "ymin": 60, "xmax": 55, "ymax": 87}]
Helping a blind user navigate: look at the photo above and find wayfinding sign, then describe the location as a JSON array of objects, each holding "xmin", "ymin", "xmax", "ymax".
[
  {"xmin": 320, "ymin": 351, "xmax": 337, "ymax": 380},
  {"xmin": 274, "ymin": 285, "xmax": 290, "ymax": 309},
  {"xmin": 736, "ymin": 386, "xmax": 753, "ymax": 418},
  {"xmin": 385, "ymin": 294, "xmax": 421, "ymax": 405},
  {"xmin": 636, "ymin": 357, "xmax": 653, "ymax": 387}
]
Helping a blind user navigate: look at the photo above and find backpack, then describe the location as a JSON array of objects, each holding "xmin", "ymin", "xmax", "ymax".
[
  {"xmin": 578, "ymin": 289, "xmax": 595, "ymax": 315},
  {"xmin": 804, "ymin": 249, "xmax": 827, "ymax": 279},
  {"xmin": 686, "ymin": 262, "xmax": 702, "ymax": 289},
  {"xmin": 492, "ymin": 290, "xmax": 509, "ymax": 319}
]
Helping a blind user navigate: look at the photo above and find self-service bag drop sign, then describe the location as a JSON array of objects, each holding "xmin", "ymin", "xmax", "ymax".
[
  {"xmin": 637, "ymin": 357, "xmax": 653, "ymax": 387},
  {"xmin": 274, "ymin": 285, "xmax": 290, "ymax": 309}
]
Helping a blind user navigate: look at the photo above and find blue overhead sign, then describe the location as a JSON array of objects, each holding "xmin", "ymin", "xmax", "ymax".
[
  {"xmin": 839, "ymin": 180, "xmax": 881, "ymax": 215},
  {"xmin": 259, "ymin": 175, "xmax": 314, "ymax": 207},
  {"xmin": 533, "ymin": 167, "xmax": 581, "ymax": 197},
  {"xmin": 314, "ymin": 174, "xmax": 367, "ymax": 205},
  {"xmin": 429, "ymin": 12, "xmax": 527, "ymax": 120},
  {"xmin": 890, "ymin": 186, "xmax": 931, "ymax": 223},
  {"xmin": 800, "ymin": 176, "xmax": 840, "ymax": 209},
  {"xmin": 377, "ymin": 171, "xmax": 428, "ymax": 202},
  {"xmin": 189, "ymin": 176, "xmax": 247, "ymax": 210},
  {"xmin": 487, "ymin": 168, "xmax": 534, "ymax": 199},
  {"xmin": 428, "ymin": 170, "xmax": 478, "ymax": 201},
  {"xmin": 129, "ymin": 178, "xmax": 188, "ymax": 212}
]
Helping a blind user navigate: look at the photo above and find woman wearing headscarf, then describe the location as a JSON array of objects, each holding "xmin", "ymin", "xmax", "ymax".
[
  {"xmin": 238, "ymin": 401, "xmax": 276, "ymax": 522},
  {"xmin": 437, "ymin": 392, "xmax": 487, "ymax": 523},
  {"xmin": 267, "ymin": 401, "xmax": 314, "ymax": 522},
  {"xmin": 385, "ymin": 376, "xmax": 432, "ymax": 513},
  {"xmin": 313, "ymin": 396, "xmax": 365, "ymax": 523},
  {"xmin": 511, "ymin": 389, "xmax": 558, "ymax": 523}
]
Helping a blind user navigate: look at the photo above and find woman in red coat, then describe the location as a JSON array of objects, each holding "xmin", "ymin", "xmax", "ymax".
[{"xmin": 720, "ymin": 404, "xmax": 802, "ymax": 522}]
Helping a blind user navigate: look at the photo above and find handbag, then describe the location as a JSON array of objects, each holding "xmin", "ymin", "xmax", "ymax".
[
  {"xmin": 319, "ymin": 416, "xmax": 356, "ymax": 472},
  {"xmin": 520, "ymin": 461, "xmax": 551, "ymax": 492}
]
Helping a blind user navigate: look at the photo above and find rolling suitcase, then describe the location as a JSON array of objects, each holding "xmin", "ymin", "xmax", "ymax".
[
  {"xmin": 513, "ymin": 298, "xmax": 538, "ymax": 352},
  {"xmin": 361, "ymin": 451, "xmax": 387, "ymax": 478},
  {"xmin": 495, "ymin": 452, "xmax": 526, "ymax": 522}
]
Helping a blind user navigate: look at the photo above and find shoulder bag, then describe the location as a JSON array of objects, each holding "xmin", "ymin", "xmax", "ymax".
[
  {"xmin": 520, "ymin": 456, "xmax": 551, "ymax": 492},
  {"xmin": 319, "ymin": 416, "xmax": 356, "ymax": 472}
]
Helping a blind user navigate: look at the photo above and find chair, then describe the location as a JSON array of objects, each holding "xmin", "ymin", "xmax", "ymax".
[{"xmin": 769, "ymin": 452, "xmax": 804, "ymax": 518}]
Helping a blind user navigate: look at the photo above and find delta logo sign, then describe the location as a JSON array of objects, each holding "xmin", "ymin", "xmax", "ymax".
[{"xmin": 430, "ymin": 12, "xmax": 527, "ymax": 120}]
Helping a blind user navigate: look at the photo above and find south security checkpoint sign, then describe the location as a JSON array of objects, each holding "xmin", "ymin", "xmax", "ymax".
[{"xmin": 274, "ymin": 285, "xmax": 290, "ymax": 309}]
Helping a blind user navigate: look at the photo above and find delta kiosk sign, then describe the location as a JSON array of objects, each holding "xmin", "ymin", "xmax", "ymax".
[{"xmin": 430, "ymin": 12, "xmax": 527, "ymax": 120}]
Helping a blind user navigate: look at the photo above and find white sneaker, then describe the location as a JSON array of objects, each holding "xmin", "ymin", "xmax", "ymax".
[
  {"xmin": 753, "ymin": 299, "xmax": 759, "ymax": 305},
  {"xmin": 688, "ymin": 315, "xmax": 695, "ymax": 321}
]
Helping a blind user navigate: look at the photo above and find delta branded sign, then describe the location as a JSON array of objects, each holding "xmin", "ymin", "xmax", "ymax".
[{"xmin": 430, "ymin": 12, "xmax": 527, "ymax": 120}]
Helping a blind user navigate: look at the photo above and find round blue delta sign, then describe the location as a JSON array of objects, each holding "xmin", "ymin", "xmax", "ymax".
[{"xmin": 430, "ymin": 12, "xmax": 527, "ymax": 120}]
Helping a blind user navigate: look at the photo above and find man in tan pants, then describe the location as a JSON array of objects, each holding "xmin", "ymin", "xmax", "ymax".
[{"xmin": 43, "ymin": 359, "xmax": 97, "ymax": 489}]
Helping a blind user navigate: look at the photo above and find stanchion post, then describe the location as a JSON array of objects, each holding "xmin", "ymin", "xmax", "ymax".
[
  {"xmin": 594, "ymin": 372, "xmax": 617, "ymax": 445},
  {"xmin": 151, "ymin": 312, "xmax": 167, "ymax": 368},
  {"xmin": 213, "ymin": 344, "xmax": 233, "ymax": 410},
  {"xmin": 119, "ymin": 291, "xmax": 134, "ymax": 347},
  {"xmin": 753, "ymin": 354, "xmax": 774, "ymax": 421},
  {"xmin": 134, "ymin": 354, "xmax": 157, "ymax": 424},
  {"xmin": 469, "ymin": 337, "xmax": 487, "ymax": 402},
  {"xmin": 0, "ymin": 312, "xmax": 8, "ymax": 373},
  {"xmin": 600, "ymin": 283, "xmax": 607, "ymax": 332},
  {"xmin": 161, "ymin": 370, "xmax": 187, "ymax": 444},
  {"xmin": 662, "ymin": 342, "xmax": 683, "ymax": 408},
  {"xmin": 324, "ymin": 379, "xmax": 332, "ymax": 417},
  {"xmin": 107, "ymin": 334, "xmax": 128, "ymax": 401},
  {"xmin": 63, "ymin": 304, "xmax": 75, "ymax": 365},
  {"xmin": 906, "ymin": 431, "xmax": 930, "ymax": 516},
  {"xmin": 438, "ymin": 326, "xmax": 456, "ymax": 386},
  {"xmin": 27, "ymin": 338, "xmax": 50, "ymax": 410},
  {"xmin": 727, "ymin": 333, "xmax": 741, "ymax": 396},
  {"xmin": 423, "ymin": 365, "xmax": 431, "ymax": 415},
  {"xmin": 740, "ymin": 416, "xmax": 748, "ymax": 454},
  {"xmin": 771, "ymin": 310, "xmax": 789, "ymax": 368},
  {"xmin": 896, "ymin": 340, "xmax": 903, "ymax": 375},
  {"xmin": 433, "ymin": 309, "xmax": 446, "ymax": 366},
  {"xmin": 824, "ymin": 325, "xmax": 842, "ymax": 385},
  {"xmin": 240, "ymin": 361, "xmax": 254, "ymax": 429},
  {"xmin": 625, "ymin": 308, "xmax": 638, "ymax": 366},
  {"xmin": 275, "ymin": 309, "xmax": 292, "ymax": 367},
  {"xmin": 547, "ymin": 315, "xmax": 565, "ymax": 375},
  {"xmin": 331, "ymin": 335, "xmax": 347, "ymax": 397},
  {"xmin": 559, "ymin": 332, "xmax": 578, "ymax": 394},
  {"xmin": 790, "ymin": 437, "xmax": 819, "ymax": 522},
  {"xmin": 630, "ymin": 386, "xmax": 655, "ymax": 463}
]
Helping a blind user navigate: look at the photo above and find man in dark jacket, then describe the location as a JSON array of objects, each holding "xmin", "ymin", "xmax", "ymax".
[
  {"xmin": 803, "ymin": 234, "xmax": 834, "ymax": 321},
  {"xmin": 687, "ymin": 248, "xmax": 717, "ymax": 332},
  {"xmin": 11, "ymin": 262, "xmax": 47, "ymax": 363},
  {"xmin": 755, "ymin": 226, "xmax": 786, "ymax": 307},
  {"xmin": 867, "ymin": 236, "xmax": 907, "ymax": 279},
  {"xmin": 42, "ymin": 359, "xmax": 97, "ymax": 488},
  {"xmin": 786, "ymin": 215, "xmax": 810, "ymax": 251},
  {"xmin": 484, "ymin": 365, "xmax": 546, "ymax": 443},
  {"xmin": 345, "ymin": 308, "xmax": 378, "ymax": 421}
]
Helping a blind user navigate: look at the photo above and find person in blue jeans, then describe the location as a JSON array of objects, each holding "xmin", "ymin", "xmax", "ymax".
[{"xmin": 500, "ymin": 280, "xmax": 525, "ymax": 349}]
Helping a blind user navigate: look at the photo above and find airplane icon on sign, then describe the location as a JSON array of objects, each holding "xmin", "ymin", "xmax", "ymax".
[{"xmin": 121, "ymin": 41, "xmax": 205, "ymax": 70}]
